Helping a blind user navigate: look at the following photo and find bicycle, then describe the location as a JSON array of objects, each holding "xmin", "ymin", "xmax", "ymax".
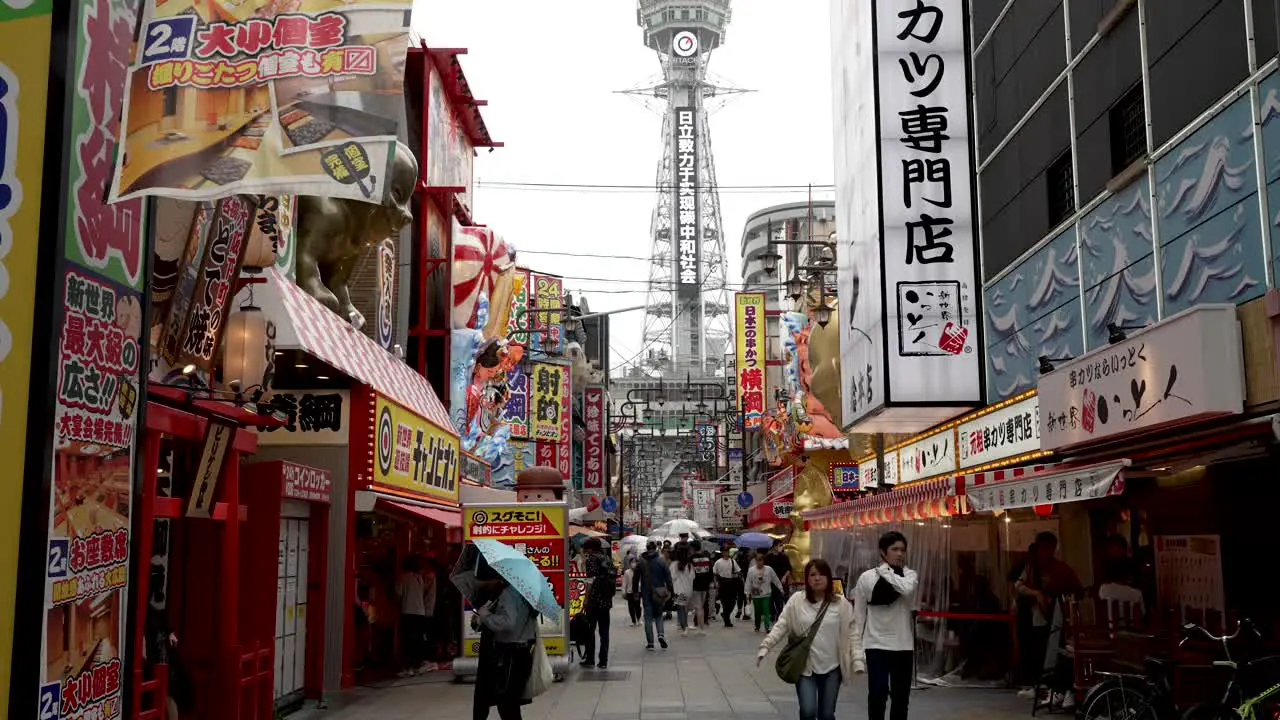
[
  {"xmin": 1179, "ymin": 621, "xmax": 1280, "ymax": 720},
  {"xmin": 1077, "ymin": 620, "xmax": 1260, "ymax": 720}
]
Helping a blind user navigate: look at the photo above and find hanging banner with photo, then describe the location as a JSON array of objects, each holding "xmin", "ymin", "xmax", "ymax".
[
  {"xmin": 110, "ymin": 0, "xmax": 413, "ymax": 203},
  {"xmin": 37, "ymin": 1, "xmax": 149, "ymax": 715}
]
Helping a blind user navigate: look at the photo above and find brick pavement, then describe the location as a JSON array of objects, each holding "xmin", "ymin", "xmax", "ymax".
[{"xmin": 292, "ymin": 606, "xmax": 1031, "ymax": 719}]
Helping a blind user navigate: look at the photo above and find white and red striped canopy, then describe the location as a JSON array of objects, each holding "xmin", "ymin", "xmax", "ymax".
[
  {"xmin": 268, "ymin": 268, "xmax": 456, "ymax": 433},
  {"xmin": 804, "ymin": 476, "xmax": 957, "ymax": 530}
]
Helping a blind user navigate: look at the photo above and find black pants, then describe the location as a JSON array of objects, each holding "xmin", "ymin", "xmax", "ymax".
[
  {"xmin": 771, "ymin": 586, "xmax": 785, "ymax": 619},
  {"xmin": 866, "ymin": 649, "xmax": 913, "ymax": 720},
  {"xmin": 626, "ymin": 596, "xmax": 642, "ymax": 624},
  {"xmin": 473, "ymin": 702, "xmax": 522, "ymax": 720},
  {"xmin": 718, "ymin": 580, "xmax": 739, "ymax": 623},
  {"xmin": 400, "ymin": 614, "xmax": 427, "ymax": 668},
  {"xmin": 584, "ymin": 608, "xmax": 611, "ymax": 665}
]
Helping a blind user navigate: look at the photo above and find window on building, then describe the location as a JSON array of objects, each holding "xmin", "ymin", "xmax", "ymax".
[
  {"xmin": 681, "ymin": 9, "xmax": 690, "ymax": 20},
  {"xmin": 1046, "ymin": 150, "xmax": 1075, "ymax": 227},
  {"xmin": 1109, "ymin": 83, "xmax": 1147, "ymax": 175}
]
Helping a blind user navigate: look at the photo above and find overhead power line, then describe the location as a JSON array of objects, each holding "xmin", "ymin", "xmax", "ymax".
[{"xmin": 478, "ymin": 181, "xmax": 834, "ymax": 190}]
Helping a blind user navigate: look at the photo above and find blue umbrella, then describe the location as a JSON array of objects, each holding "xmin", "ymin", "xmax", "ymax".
[
  {"xmin": 470, "ymin": 539, "xmax": 562, "ymax": 620},
  {"xmin": 736, "ymin": 532, "xmax": 774, "ymax": 550}
]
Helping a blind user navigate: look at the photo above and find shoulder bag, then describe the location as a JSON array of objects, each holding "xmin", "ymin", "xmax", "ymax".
[
  {"xmin": 774, "ymin": 599, "xmax": 831, "ymax": 685},
  {"xmin": 524, "ymin": 619, "xmax": 554, "ymax": 699}
]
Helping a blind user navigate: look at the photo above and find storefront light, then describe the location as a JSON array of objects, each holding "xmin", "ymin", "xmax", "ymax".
[{"xmin": 222, "ymin": 305, "xmax": 273, "ymax": 394}]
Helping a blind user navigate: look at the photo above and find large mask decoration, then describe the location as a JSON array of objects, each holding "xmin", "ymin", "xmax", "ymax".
[{"xmin": 295, "ymin": 141, "xmax": 417, "ymax": 328}]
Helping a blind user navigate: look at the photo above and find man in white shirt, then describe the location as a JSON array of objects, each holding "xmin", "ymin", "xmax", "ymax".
[
  {"xmin": 851, "ymin": 531, "xmax": 918, "ymax": 720},
  {"xmin": 713, "ymin": 547, "xmax": 742, "ymax": 628}
]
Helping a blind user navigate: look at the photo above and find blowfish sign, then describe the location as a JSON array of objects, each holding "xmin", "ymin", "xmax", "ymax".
[{"xmin": 735, "ymin": 292, "xmax": 766, "ymax": 429}]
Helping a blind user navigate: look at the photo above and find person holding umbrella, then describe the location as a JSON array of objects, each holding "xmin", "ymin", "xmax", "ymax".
[{"xmin": 453, "ymin": 540, "xmax": 560, "ymax": 720}]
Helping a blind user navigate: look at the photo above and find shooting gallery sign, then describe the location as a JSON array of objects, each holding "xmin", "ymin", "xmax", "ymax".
[{"xmin": 373, "ymin": 392, "xmax": 460, "ymax": 504}]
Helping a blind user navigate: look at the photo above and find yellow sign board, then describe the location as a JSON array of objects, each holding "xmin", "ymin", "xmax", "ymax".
[
  {"xmin": 0, "ymin": 3, "xmax": 52, "ymax": 704},
  {"xmin": 373, "ymin": 393, "xmax": 459, "ymax": 504},
  {"xmin": 530, "ymin": 362, "xmax": 566, "ymax": 442},
  {"xmin": 735, "ymin": 292, "xmax": 766, "ymax": 429}
]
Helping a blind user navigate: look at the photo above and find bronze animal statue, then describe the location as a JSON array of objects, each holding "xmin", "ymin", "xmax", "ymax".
[{"xmin": 295, "ymin": 141, "xmax": 417, "ymax": 328}]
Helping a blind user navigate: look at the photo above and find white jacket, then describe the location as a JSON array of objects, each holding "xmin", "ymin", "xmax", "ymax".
[
  {"xmin": 851, "ymin": 563, "xmax": 919, "ymax": 665},
  {"xmin": 759, "ymin": 593, "xmax": 857, "ymax": 684}
]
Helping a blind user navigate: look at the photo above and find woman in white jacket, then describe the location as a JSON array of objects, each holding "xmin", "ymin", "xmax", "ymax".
[{"xmin": 756, "ymin": 559, "xmax": 856, "ymax": 720}]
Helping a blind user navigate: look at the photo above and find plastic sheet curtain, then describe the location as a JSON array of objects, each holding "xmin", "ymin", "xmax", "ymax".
[
  {"xmin": 811, "ymin": 517, "xmax": 1015, "ymax": 686},
  {"xmin": 810, "ymin": 519, "xmax": 952, "ymax": 679}
]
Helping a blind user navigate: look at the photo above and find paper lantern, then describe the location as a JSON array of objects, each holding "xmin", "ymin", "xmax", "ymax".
[
  {"xmin": 222, "ymin": 306, "xmax": 274, "ymax": 391},
  {"xmin": 1034, "ymin": 503, "xmax": 1054, "ymax": 518}
]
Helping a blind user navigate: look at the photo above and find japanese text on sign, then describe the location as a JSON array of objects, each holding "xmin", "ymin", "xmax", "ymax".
[
  {"xmin": 674, "ymin": 106, "xmax": 699, "ymax": 296},
  {"xmin": 957, "ymin": 396, "xmax": 1041, "ymax": 468},
  {"xmin": 735, "ymin": 293, "xmax": 766, "ymax": 429},
  {"xmin": 374, "ymin": 394, "xmax": 459, "ymax": 502},
  {"xmin": 583, "ymin": 386, "xmax": 606, "ymax": 492},
  {"xmin": 531, "ymin": 363, "xmax": 566, "ymax": 442},
  {"xmin": 141, "ymin": 13, "xmax": 378, "ymax": 90},
  {"xmin": 59, "ymin": 272, "xmax": 141, "ymax": 421}
]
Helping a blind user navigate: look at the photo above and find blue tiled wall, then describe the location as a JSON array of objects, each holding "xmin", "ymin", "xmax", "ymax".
[{"xmin": 983, "ymin": 87, "xmax": 1276, "ymax": 402}]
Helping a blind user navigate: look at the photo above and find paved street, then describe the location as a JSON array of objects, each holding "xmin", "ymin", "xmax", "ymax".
[{"xmin": 296, "ymin": 606, "xmax": 1029, "ymax": 719}]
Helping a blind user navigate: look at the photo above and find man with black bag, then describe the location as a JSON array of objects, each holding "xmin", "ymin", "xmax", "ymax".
[
  {"xmin": 851, "ymin": 531, "xmax": 919, "ymax": 720},
  {"xmin": 580, "ymin": 538, "xmax": 616, "ymax": 668}
]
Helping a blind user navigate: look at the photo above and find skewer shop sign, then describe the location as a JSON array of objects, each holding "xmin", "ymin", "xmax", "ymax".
[{"xmin": 1036, "ymin": 305, "xmax": 1244, "ymax": 451}]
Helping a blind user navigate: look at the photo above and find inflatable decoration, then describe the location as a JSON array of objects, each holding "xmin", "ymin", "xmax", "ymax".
[
  {"xmin": 450, "ymin": 293, "xmax": 525, "ymax": 485},
  {"xmin": 452, "ymin": 222, "xmax": 516, "ymax": 336}
]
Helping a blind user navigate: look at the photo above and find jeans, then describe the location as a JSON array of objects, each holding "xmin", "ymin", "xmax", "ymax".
[
  {"xmin": 752, "ymin": 597, "xmax": 772, "ymax": 631},
  {"xmin": 675, "ymin": 604, "xmax": 689, "ymax": 630},
  {"xmin": 797, "ymin": 668, "xmax": 841, "ymax": 720},
  {"xmin": 642, "ymin": 599, "xmax": 666, "ymax": 645},
  {"xmin": 584, "ymin": 609, "xmax": 611, "ymax": 665},
  {"xmin": 866, "ymin": 649, "xmax": 913, "ymax": 720}
]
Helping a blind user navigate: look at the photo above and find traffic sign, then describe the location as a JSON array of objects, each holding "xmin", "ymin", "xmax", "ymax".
[
  {"xmin": 737, "ymin": 491, "xmax": 753, "ymax": 509},
  {"xmin": 601, "ymin": 496, "xmax": 618, "ymax": 513}
]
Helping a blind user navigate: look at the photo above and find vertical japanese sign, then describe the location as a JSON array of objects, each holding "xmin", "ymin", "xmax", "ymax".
[
  {"xmin": 463, "ymin": 503, "xmax": 568, "ymax": 655},
  {"xmin": 111, "ymin": 0, "xmax": 413, "ymax": 202},
  {"xmin": 583, "ymin": 386, "xmax": 606, "ymax": 495},
  {"xmin": 531, "ymin": 362, "xmax": 565, "ymax": 442},
  {"xmin": 1, "ymin": 0, "xmax": 52, "ymax": 704},
  {"xmin": 694, "ymin": 422, "xmax": 716, "ymax": 462},
  {"xmin": 38, "ymin": 2, "xmax": 148, "ymax": 716},
  {"xmin": 735, "ymin": 292, "xmax": 765, "ymax": 430},
  {"xmin": 159, "ymin": 196, "xmax": 255, "ymax": 371},
  {"xmin": 530, "ymin": 273, "xmax": 563, "ymax": 355},
  {"xmin": 835, "ymin": 0, "xmax": 982, "ymax": 432},
  {"xmin": 555, "ymin": 368, "xmax": 571, "ymax": 481},
  {"xmin": 375, "ymin": 241, "xmax": 394, "ymax": 349},
  {"xmin": 673, "ymin": 105, "xmax": 698, "ymax": 297},
  {"xmin": 502, "ymin": 363, "xmax": 530, "ymax": 438}
]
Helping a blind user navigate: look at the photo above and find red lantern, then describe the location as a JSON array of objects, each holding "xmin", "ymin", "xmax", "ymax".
[{"xmin": 1034, "ymin": 503, "xmax": 1054, "ymax": 518}]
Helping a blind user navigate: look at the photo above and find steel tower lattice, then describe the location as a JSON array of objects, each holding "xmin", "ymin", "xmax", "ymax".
[{"xmin": 630, "ymin": 0, "xmax": 736, "ymax": 381}]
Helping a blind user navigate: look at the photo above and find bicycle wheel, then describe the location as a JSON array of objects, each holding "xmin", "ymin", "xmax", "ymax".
[{"xmin": 1080, "ymin": 682, "xmax": 1163, "ymax": 720}]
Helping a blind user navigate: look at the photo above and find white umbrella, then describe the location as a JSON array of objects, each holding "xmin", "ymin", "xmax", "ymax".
[{"xmin": 649, "ymin": 518, "xmax": 708, "ymax": 541}]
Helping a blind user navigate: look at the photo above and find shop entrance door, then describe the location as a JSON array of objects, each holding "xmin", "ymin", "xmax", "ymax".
[{"xmin": 275, "ymin": 502, "xmax": 310, "ymax": 709}]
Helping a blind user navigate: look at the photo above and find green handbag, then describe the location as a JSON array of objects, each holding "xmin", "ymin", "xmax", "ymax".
[{"xmin": 774, "ymin": 599, "xmax": 832, "ymax": 684}]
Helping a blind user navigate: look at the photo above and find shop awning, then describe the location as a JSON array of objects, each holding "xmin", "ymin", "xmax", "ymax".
[
  {"xmin": 265, "ymin": 268, "xmax": 455, "ymax": 433},
  {"xmin": 747, "ymin": 487, "xmax": 794, "ymax": 527},
  {"xmin": 382, "ymin": 499, "xmax": 462, "ymax": 528},
  {"xmin": 952, "ymin": 459, "xmax": 1129, "ymax": 513},
  {"xmin": 804, "ymin": 476, "xmax": 957, "ymax": 530}
]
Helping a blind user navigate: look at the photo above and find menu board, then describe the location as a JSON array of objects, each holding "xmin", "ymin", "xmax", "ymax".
[{"xmin": 1155, "ymin": 534, "xmax": 1225, "ymax": 616}]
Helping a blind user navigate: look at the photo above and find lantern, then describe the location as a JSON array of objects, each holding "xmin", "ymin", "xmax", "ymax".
[
  {"xmin": 222, "ymin": 305, "xmax": 274, "ymax": 392},
  {"xmin": 1033, "ymin": 503, "xmax": 1054, "ymax": 518}
]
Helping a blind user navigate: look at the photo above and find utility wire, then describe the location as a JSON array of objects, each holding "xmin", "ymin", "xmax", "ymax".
[
  {"xmin": 478, "ymin": 181, "xmax": 834, "ymax": 190},
  {"xmin": 518, "ymin": 249, "xmax": 651, "ymax": 261}
]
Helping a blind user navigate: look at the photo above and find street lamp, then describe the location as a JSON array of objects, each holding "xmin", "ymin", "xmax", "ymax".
[
  {"xmin": 815, "ymin": 301, "xmax": 832, "ymax": 328},
  {"xmin": 786, "ymin": 274, "xmax": 805, "ymax": 301},
  {"xmin": 760, "ymin": 249, "xmax": 782, "ymax": 276}
]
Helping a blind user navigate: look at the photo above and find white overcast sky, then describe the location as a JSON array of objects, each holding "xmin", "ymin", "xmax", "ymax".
[{"xmin": 411, "ymin": 1, "xmax": 835, "ymax": 373}]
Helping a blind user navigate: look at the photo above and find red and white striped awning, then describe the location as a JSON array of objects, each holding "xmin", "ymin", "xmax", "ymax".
[
  {"xmin": 267, "ymin": 268, "xmax": 455, "ymax": 433},
  {"xmin": 804, "ymin": 477, "xmax": 960, "ymax": 530},
  {"xmin": 951, "ymin": 460, "xmax": 1129, "ymax": 513}
]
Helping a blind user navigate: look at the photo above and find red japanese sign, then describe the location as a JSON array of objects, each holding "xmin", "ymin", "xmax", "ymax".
[
  {"xmin": 281, "ymin": 461, "xmax": 333, "ymax": 504},
  {"xmin": 583, "ymin": 386, "xmax": 606, "ymax": 493}
]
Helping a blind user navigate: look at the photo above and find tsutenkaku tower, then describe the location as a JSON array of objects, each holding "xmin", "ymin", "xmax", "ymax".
[{"xmin": 633, "ymin": 0, "xmax": 734, "ymax": 379}]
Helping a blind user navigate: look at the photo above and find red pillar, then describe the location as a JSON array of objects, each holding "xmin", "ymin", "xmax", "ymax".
[{"xmin": 220, "ymin": 451, "xmax": 241, "ymax": 718}]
